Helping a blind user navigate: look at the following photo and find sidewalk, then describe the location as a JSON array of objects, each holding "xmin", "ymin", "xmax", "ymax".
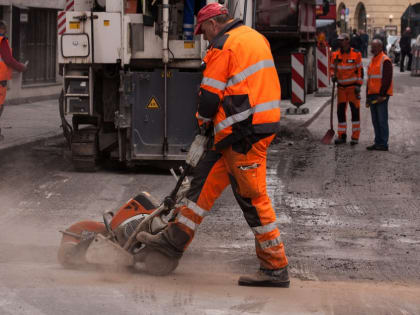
[
  {"xmin": 280, "ymin": 92, "xmax": 331, "ymax": 126},
  {"xmin": 0, "ymin": 93, "xmax": 330, "ymax": 152},
  {"xmin": 0, "ymin": 99, "xmax": 63, "ymax": 151}
]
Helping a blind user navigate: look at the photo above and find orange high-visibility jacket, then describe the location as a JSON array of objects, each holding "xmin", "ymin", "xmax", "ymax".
[
  {"xmin": 0, "ymin": 36, "xmax": 13, "ymax": 81},
  {"xmin": 197, "ymin": 19, "xmax": 281, "ymax": 150},
  {"xmin": 330, "ymin": 48, "xmax": 363, "ymax": 87},
  {"xmin": 367, "ymin": 51, "xmax": 393, "ymax": 96}
]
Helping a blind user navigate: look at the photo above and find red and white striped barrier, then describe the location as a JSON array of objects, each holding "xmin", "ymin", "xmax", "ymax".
[
  {"xmin": 316, "ymin": 45, "xmax": 329, "ymax": 89},
  {"xmin": 291, "ymin": 52, "xmax": 305, "ymax": 106},
  {"xmin": 58, "ymin": 0, "xmax": 74, "ymax": 35}
]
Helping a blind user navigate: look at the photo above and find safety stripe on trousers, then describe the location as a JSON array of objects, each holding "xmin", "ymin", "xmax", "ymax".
[
  {"xmin": 201, "ymin": 77, "xmax": 227, "ymax": 91},
  {"xmin": 251, "ymin": 222, "xmax": 278, "ymax": 235},
  {"xmin": 226, "ymin": 60, "xmax": 275, "ymax": 87},
  {"xmin": 176, "ymin": 199, "xmax": 209, "ymax": 232},
  {"xmin": 186, "ymin": 199, "xmax": 208, "ymax": 218},
  {"xmin": 352, "ymin": 128, "xmax": 361, "ymax": 131},
  {"xmin": 214, "ymin": 100, "xmax": 280, "ymax": 133},
  {"xmin": 177, "ymin": 215, "xmax": 198, "ymax": 231},
  {"xmin": 259, "ymin": 236, "xmax": 283, "ymax": 250}
]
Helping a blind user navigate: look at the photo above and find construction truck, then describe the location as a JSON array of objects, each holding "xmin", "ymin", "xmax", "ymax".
[{"xmin": 58, "ymin": 0, "xmax": 326, "ymax": 171}]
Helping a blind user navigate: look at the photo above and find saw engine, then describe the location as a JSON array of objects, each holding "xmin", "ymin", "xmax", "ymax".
[{"xmin": 58, "ymin": 191, "xmax": 179, "ymax": 275}]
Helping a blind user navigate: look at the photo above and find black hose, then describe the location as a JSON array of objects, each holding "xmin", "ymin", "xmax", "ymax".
[{"xmin": 59, "ymin": 90, "xmax": 73, "ymax": 149}]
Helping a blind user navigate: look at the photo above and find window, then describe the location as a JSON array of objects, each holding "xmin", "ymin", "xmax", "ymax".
[{"xmin": 21, "ymin": 8, "xmax": 57, "ymax": 85}]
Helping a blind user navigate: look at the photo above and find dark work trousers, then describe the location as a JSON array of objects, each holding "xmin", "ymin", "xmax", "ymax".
[
  {"xmin": 400, "ymin": 51, "xmax": 413, "ymax": 71},
  {"xmin": 337, "ymin": 101, "xmax": 361, "ymax": 140},
  {"xmin": 369, "ymin": 95, "xmax": 390, "ymax": 147}
]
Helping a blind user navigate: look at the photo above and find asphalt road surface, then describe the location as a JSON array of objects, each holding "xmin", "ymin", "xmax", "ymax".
[{"xmin": 0, "ymin": 65, "xmax": 419, "ymax": 314}]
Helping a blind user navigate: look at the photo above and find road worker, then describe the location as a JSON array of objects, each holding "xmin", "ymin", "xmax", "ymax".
[
  {"xmin": 366, "ymin": 39, "xmax": 393, "ymax": 151},
  {"xmin": 0, "ymin": 21, "xmax": 27, "ymax": 141},
  {"xmin": 137, "ymin": 3, "xmax": 290, "ymax": 288},
  {"xmin": 330, "ymin": 33, "xmax": 363, "ymax": 145}
]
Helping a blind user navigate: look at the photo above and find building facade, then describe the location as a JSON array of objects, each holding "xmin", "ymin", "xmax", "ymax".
[
  {"xmin": 0, "ymin": 0, "xmax": 65, "ymax": 103},
  {"xmin": 336, "ymin": 0, "xmax": 416, "ymax": 38}
]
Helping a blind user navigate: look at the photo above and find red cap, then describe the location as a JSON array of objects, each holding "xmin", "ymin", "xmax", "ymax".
[{"xmin": 194, "ymin": 3, "xmax": 229, "ymax": 35}]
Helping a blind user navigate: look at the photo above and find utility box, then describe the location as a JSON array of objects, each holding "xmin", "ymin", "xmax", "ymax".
[{"xmin": 59, "ymin": 12, "xmax": 121, "ymax": 64}]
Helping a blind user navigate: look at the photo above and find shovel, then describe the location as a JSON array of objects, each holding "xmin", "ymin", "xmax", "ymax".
[{"xmin": 321, "ymin": 80, "xmax": 336, "ymax": 144}]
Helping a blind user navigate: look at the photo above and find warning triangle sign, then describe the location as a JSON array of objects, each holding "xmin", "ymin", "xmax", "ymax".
[{"xmin": 147, "ymin": 96, "xmax": 160, "ymax": 109}]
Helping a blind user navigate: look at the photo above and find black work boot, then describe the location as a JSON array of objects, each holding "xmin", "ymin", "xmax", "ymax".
[
  {"xmin": 238, "ymin": 267, "xmax": 290, "ymax": 288},
  {"xmin": 350, "ymin": 138, "xmax": 358, "ymax": 145},
  {"xmin": 334, "ymin": 134, "xmax": 347, "ymax": 145},
  {"xmin": 136, "ymin": 230, "xmax": 184, "ymax": 259}
]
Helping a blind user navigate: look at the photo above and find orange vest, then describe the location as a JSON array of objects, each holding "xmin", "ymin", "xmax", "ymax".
[
  {"xmin": 330, "ymin": 48, "xmax": 363, "ymax": 86},
  {"xmin": 0, "ymin": 36, "xmax": 13, "ymax": 81},
  {"xmin": 198, "ymin": 20, "xmax": 281, "ymax": 149},
  {"xmin": 367, "ymin": 51, "xmax": 393, "ymax": 96}
]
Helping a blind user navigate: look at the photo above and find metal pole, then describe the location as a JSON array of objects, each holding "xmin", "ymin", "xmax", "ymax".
[{"xmin": 162, "ymin": 0, "xmax": 170, "ymax": 156}]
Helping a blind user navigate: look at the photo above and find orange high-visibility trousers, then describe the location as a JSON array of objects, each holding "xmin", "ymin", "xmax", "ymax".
[
  {"xmin": 167, "ymin": 134, "xmax": 288, "ymax": 271},
  {"xmin": 337, "ymin": 86, "xmax": 361, "ymax": 140},
  {"xmin": 0, "ymin": 85, "xmax": 6, "ymax": 110}
]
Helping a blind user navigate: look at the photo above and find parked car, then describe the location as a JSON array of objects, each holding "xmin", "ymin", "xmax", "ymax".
[{"xmin": 387, "ymin": 35, "xmax": 401, "ymax": 65}]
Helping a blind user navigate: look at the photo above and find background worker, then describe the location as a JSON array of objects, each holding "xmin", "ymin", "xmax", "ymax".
[
  {"xmin": 330, "ymin": 33, "xmax": 363, "ymax": 145},
  {"xmin": 137, "ymin": 3, "xmax": 290, "ymax": 288},
  {"xmin": 400, "ymin": 27, "xmax": 413, "ymax": 72},
  {"xmin": 366, "ymin": 39, "xmax": 393, "ymax": 151},
  {"xmin": 0, "ymin": 21, "xmax": 27, "ymax": 141}
]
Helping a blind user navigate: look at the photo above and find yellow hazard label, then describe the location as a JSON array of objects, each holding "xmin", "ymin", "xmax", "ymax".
[
  {"xmin": 184, "ymin": 41, "xmax": 195, "ymax": 49},
  {"xmin": 69, "ymin": 21, "xmax": 80, "ymax": 29},
  {"xmin": 104, "ymin": 20, "xmax": 110, "ymax": 26},
  {"xmin": 146, "ymin": 97, "xmax": 160, "ymax": 109},
  {"xmin": 161, "ymin": 71, "xmax": 172, "ymax": 78}
]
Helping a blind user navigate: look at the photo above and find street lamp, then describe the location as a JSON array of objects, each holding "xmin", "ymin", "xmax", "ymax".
[{"xmin": 389, "ymin": 14, "xmax": 393, "ymax": 23}]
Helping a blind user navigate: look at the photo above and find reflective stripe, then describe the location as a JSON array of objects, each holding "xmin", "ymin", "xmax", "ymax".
[
  {"xmin": 337, "ymin": 128, "xmax": 346, "ymax": 131},
  {"xmin": 214, "ymin": 100, "xmax": 280, "ymax": 133},
  {"xmin": 368, "ymin": 55, "xmax": 386, "ymax": 80},
  {"xmin": 184, "ymin": 31, "xmax": 193, "ymax": 36},
  {"xmin": 227, "ymin": 59, "xmax": 275, "ymax": 87},
  {"xmin": 186, "ymin": 199, "xmax": 208, "ymax": 218},
  {"xmin": 260, "ymin": 236, "xmax": 282, "ymax": 250},
  {"xmin": 177, "ymin": 215, "xmax": 198, "ymax": 231},
  {"xmin": 197, "ymin": 113, "xmax": 212, "ymax": 122},
  {"xmin": 338, "ymin": 77, "xmax": 358, "ymax": 83},
  {"xmin": 201, "ymin": 77, "xmax": 226, "ymax": 91},
  {"xmin": 352, "ymin": 128, "xmax": 361, "ymax": 131},
  {"xmin": 352, "ymin": 121, "xmax": 360, "ymax": 124},
  {"xmin": 252, "ymin": 222, "xmax": 277, "ymax": 235},
  {"xmin": 183, "ymin": 23, "xmax": 194, "ymax": 28},
  {"xmin": 337, "ymin": 64, "xmax": 357, "ymax": 70}
]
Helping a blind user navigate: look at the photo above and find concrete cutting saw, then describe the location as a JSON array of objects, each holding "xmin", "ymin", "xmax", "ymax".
[{"xmin": 57, "ymin": 134, "xmax": 209, "ymax": 276}]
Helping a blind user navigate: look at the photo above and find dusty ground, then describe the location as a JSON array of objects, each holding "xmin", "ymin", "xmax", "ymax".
[{"xmin": 0, "ymin": 67, "xmax": 419, "ymax": 314}]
